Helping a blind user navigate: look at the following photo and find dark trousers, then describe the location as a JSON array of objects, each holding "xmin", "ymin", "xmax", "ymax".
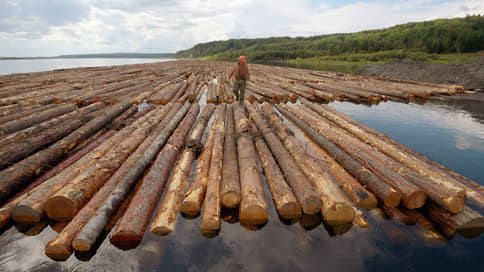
[{"xmin": 232, "ymin": 79, "xmax": 246, "ymax": 102}]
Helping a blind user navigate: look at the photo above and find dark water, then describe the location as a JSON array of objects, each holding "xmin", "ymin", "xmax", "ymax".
[
  {"xmin": 0, "ymin": 58, "xmax": 175, "ymax": 75},
  {"xmin": 1, "ymin": 99, "xmax": 484, "ymax": 272}
]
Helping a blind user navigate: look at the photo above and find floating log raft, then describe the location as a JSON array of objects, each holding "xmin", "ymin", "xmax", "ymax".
[{"xmin": 0, "ymin": 60, "xmax": 481, "ymax": 260}]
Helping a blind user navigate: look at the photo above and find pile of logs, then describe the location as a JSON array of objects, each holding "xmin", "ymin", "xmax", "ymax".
[{"xmin": 0, "ymin": 60, "xmax": 482, "ymax": 261}]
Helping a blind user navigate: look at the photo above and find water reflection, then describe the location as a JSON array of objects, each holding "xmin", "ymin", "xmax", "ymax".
[{"xmin": 1, "ymin": 100, "xmax": 484, "ymax": 271}]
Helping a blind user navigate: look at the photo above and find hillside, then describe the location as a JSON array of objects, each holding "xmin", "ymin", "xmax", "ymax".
[{"xmin": 176, "ymin": 16, "xmax": 484, "ymax": 62}]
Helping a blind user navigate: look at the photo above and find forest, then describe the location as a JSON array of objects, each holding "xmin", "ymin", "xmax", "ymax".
[{"xmin": 175, "ymin": 16, "xmax": 484, "ymax": 63}]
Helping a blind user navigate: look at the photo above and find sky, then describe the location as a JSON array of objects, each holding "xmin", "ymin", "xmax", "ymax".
[{"xmin": 0, "ymin": 0, "xmax": 483, "ymax": 57}]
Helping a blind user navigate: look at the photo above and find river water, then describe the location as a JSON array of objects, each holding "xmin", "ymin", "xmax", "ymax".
[{"xmin": 0, "ymin": 61, "xmax": 483, "ymax": 271}]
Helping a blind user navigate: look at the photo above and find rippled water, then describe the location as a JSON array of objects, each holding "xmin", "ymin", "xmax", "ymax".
[
  {"xmin": 1, "ymin": 99, "xmax": 483, "ymax": 272},
  {"xmin": 0, "ymin": 58, "xmax": 175, "ymax": 75}
]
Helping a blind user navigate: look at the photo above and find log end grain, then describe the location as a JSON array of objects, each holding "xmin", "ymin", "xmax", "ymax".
[
  {"xmin": 11, "ymin": 205, "xmax": 42, "ymax": 224},
  {"xmin": 402, "ymin": 191, "xmax": 427, "ymax": 210},
  {"xmin": 239, "ymin": 205, "xmax": 268, "ymax": 226},
  {"xmin": 72, "ymin": 239, "xmax": 91, "ymax": 252},
  {"xmin": 322, "ymin": 203, "xmax": 356, "ymax": 226},
  {"xmin": 278, "ymin": 202, "xmax": 302, "ymax": 220},
  {"xmin": 383, "ymin": 191, "xmax": 401, "ymax": 208},
  {"xmin": 299, "ymin": 213, "xmax": 321, "ymax": 230},
  {"xmin": 110, "ymin": 231, "xmax": 142, "ymax": 250},
  {"xmin": 201, "ymin": 218, "xmax": 220, "ymax": 233},
  {"xmin": 150, "ymin": 225, "xmax": 172, "ymax": 236},
  {"xmin": 445, "ymin": 196, "xmax": 466, "ymax": 214},
  {"xmin": 221, "ymin": 191, "xmax": 241, "ymax": 208},
  {"xmin": 180, "ymin": 201, "xmax": 201, "ymax": 216},
  {"xmin": 302, "ymin": 196, "xmax": 323, "ymax": 215},
  {"xmin": 45, "ymin": 197, "xmax": 77, "ymax": 221},
  {"xmin": 44, "ymin": 243, "xmax": 71, "ymax": 261}
]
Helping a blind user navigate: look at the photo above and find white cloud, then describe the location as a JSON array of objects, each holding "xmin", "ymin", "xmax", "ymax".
[{"xmin": 0, "ymin": 0, "xmax": 483, "ymax": 57}]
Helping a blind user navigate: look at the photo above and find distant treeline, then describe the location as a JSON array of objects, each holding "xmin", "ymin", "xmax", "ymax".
[
  {"xmin": 58, "ymin": 53, "xmax": 175, "ymax": 59},
  {"xmin": 176, "ymin": 16, "xmax": 484, "ymax": 61}
]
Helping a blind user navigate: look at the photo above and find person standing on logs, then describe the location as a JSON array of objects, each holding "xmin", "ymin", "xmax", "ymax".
[{"xmin": 229, "ymin": 56, "xmax": 250, "ymax": 104}]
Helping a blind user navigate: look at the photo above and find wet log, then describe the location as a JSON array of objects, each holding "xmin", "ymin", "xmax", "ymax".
[
  {"xmin": 251, "ymin": 123, "xmax": 301, "ymax": 220},
  {"xmin": 424, "ymin": 203, "xmax": 484, "ymax": 238},
  {"xmin": 275, "ymin": 105, "xmax": 400, "ymax": 208},
  {"xmin": 185, "ymin": 81, "xmax": 197, "ymax": 101},
  {"xmin": 201, "ymin": 104, "xmax": 226, "ymax": 234},
  {"xmin": 262, "ymin": 103, "xmax": 354, "ymax": 225},
  {"xmin": 186, "ymin": 103, "xmax": 216, "ymax": 149},
  {"xmin": 245, "ymin": 102, "xmax": 322, "ymax": 215},
  {"xmin": 109, "ymin": 104, "xmax": 138, "ymax": 130},
  {"xmin": 308, "ymin": 102, "xmax": 466, "ymax": 198},
  {"xmin": 221, "ymin": 105, "xmax": 241, "ymax": 208},
  {"xmin": 11, "ymin": 106, "xmax": 155, "ymax": 224},
  {"xmin": 70, "ymin": 104, "xmax": 190, "ymax": 251},
  {"xmin": 352, "ymin": 208, "xmax": 369, "ymax": 227},
  {"xmin": 150, "ymin": 149, "xmax": 197, "ymax": 235},
  {"xmin": 110, "ymin": 104, "xmax": 198, "ymax": 249},
  {"xmin": 180, "ymin": 106, "xmax": 219, "ymax": 216},
  {"xmin": 233, "ymin": 104, "xmax": 268, "ymax": 225},
  {"xmin": 0, "ymin": 101, "xmax": 132, "ymax": 204},
  {"xmin": 44, "ymin": 106, "xmax": 171, "ymax": 221},
  {"xmin": 0, "ymin": 103, "xmax": 59, "ymax": 125},
  {"xmin": 0, "ymin": 103, "xmax": 77, "ymax": 136},
  {"xmin": 0, "ymin": 131, "xmax": 115, "ymax": 229}
]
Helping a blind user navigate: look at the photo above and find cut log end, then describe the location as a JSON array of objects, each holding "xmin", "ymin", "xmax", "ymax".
[
  {"xmin": 150, "ymin": 226, "xmax": 172, "ymax": 236},
  {"xmin": 322, "ymin": 203, "xmax": 356, "ymax": 226},
  {"xmin": 221, "ymin": 192, "xmax": 241, "ymax": 208},
  {"xmin": 402, "ymin": 191, "xmax": 427, "ymax": 210},
  {"xmin": 302, "ymin": 196, "xmax": 323, "ymax": 215},
  {"xmin": 201, "ymin": 218, "xmax": 220, "ymax": 232},
  {"xmin": 110, "ymin": 231, "xmax": 142, "ymax": 250},
  {"xmin": 446, "ymin": 196, "xmax": 466, "ymax": 214},
  {"xmin": 383, "ymin": 191, "xmax": 401, "ymax": 208},
  {"xmin": 45, "ymin": 197, "xmax": 76, "ymax": 221},
  {"xmin": 180, "ymin": 201, "xmax": 201, "ymax": 216},
  {"xmin": 72, "ymin": 239, "xmax": 91, "ymax": 252},
  {"xmin": 239, "ymin": 206, "xmax": 268, "ymax": 225},
  {"xmin": 279, "ymin": 202, "xmax": 302, "ymax": 220},
  {"xmin": 44, "ymin": 244, "xmax": 71, "ymax": 261},
  {"xmin": 11, "ymin": 205, "xmax": 42, "ymax": 224}
]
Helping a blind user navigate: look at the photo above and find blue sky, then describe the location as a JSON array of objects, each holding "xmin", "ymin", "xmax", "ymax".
[{"xmin": 0, "ymin": 0, "xmax": 482, "ymax": 57}]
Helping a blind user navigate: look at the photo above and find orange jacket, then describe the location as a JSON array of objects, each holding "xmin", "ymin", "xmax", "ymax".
[{"xmin": 230, "ymin": 62, "xmax": 250, "ymax": 80}]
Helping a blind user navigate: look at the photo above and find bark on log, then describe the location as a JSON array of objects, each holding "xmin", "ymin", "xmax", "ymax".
[
  {"xmin": 70, "ymin": 104, "xmax": 190, "ymax": 251},
  {"xmin": 251, "ymin": 123, "xmax": 302, "ymax": 220},
  {"xmin": 186, "ymin": 103, "xmax": 216, "ymax": 149},
  {"xmin": 0, "ymin": 101, "xmax": 132, "ymax": 204},
  {"xmin": 150, "ymin": 149, "xmax": 197, "ymax": 235},
  {"xmin": 11, "ymin": 105, "xmax": 155, "ymax": 224},
  {"xmin": 0, "ymin": 103, "xmax": 77, "ymax": 136},
  {"xmin": 245, "ymin": 102, "xmax": 322, "ymax": 215},
  {"xmin": 201, "ymin": 104, "xmax": 226, "ymax": 234},
  {"xmin": 275, "ymin": 105, "xmax": 401, "ymax": 207},
  {"xmin": 424, "ymin": 203, "xmax": 484, "ymax": 238},
  {"xmin": 233, "ymin": 104, "xmax": 268, "ymax": 225},
  {"xmin": 180, "ymin": 106, "xmax": 219, "ymax": 216},
  {"xmin": 221, "ymin": 105, "xmax": 241, "ymax": 208},
  {"xmin": 262, "ymin": 103, "xmax": 354, "ymax": 225},
  {"xmin": 110, "ymin": 104, "xmax": 198, "ymax": 249}
]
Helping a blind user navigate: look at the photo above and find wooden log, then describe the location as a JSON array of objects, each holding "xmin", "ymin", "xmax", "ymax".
[
  {"xmin": 11, "ymin": 106, "xmax": 156, "ymax": 224},
  {"xmin": 275, "ymin": 105, "xmax": 401, "ymax": 208},
  {"xmin": 221, "ymin": 105, "xmax": 241, "ymax": 208},
  {"xmin": 262, "ymin": 103, "xmax": 354, "ymax": 225},
  {"xmin": 70, "ymin": 104, "xmax": 190, "ymax": 251},
  {"xmin": 0, "ymin": 101, "xmax": 132, "ymax": 204},
  {"xmin": 180, "ymin": 106, "xmax": 219, "ymax": 216},
  {"xmin": 424, "ymin": 203, "xmax": 484, "ymax": 238},
  {"xmin": 245, "ymin": 102, "xmax": 322, "ymax": 214},
  {"xmin": 309, "ymin": 102, "xmax": 466, "ymax": 198},
  {"xmin": 251, "ymin": 122, "xmax": 301, "ymax": 220},
  {"xmin": 185, "ymin": 81, "xmax": 197, "ymax": 101},
  {"xmin": 0, "ymin": 103, "xmax": 77, "ymax": 136},
  {"xmin": 150, "ymin": 149, "xmax": 197, "ymax": 235},
  {"xmin": 0, "ymin": 103, "xmax": 59, "ymax": 125},
  {"xmin": 44, "ymin": 106, "xmax": 168, "ymax": 221},
  {"xmin": 110, "ymin": 104, "xmax": 198, "ymax": 249},
  {"xmin": 0, "ymin": 131, "xmax": 115, "ymax": 229},
  {"xmin": 201, "ymin": 104, "xmax": 226, "ymax": 234},
  {"xmin": 233, "ymin": 104, "xmax": 268, "ymax": 225},
  {"xmin": 186, "ymin": 103, "xmax": 216, "ymax": 149},
  {"xmin": 109, "ymin": 104, "xmax": 138, "ymax": 130}
]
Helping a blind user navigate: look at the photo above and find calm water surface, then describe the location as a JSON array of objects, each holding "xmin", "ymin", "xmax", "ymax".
[
  {"xmin": 0, "ymin": 58, "xmax": 176, "ymax": 75},
  {"xmin": 0, "ymin": 98, "xmax": 483, "ymax": 271}
]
